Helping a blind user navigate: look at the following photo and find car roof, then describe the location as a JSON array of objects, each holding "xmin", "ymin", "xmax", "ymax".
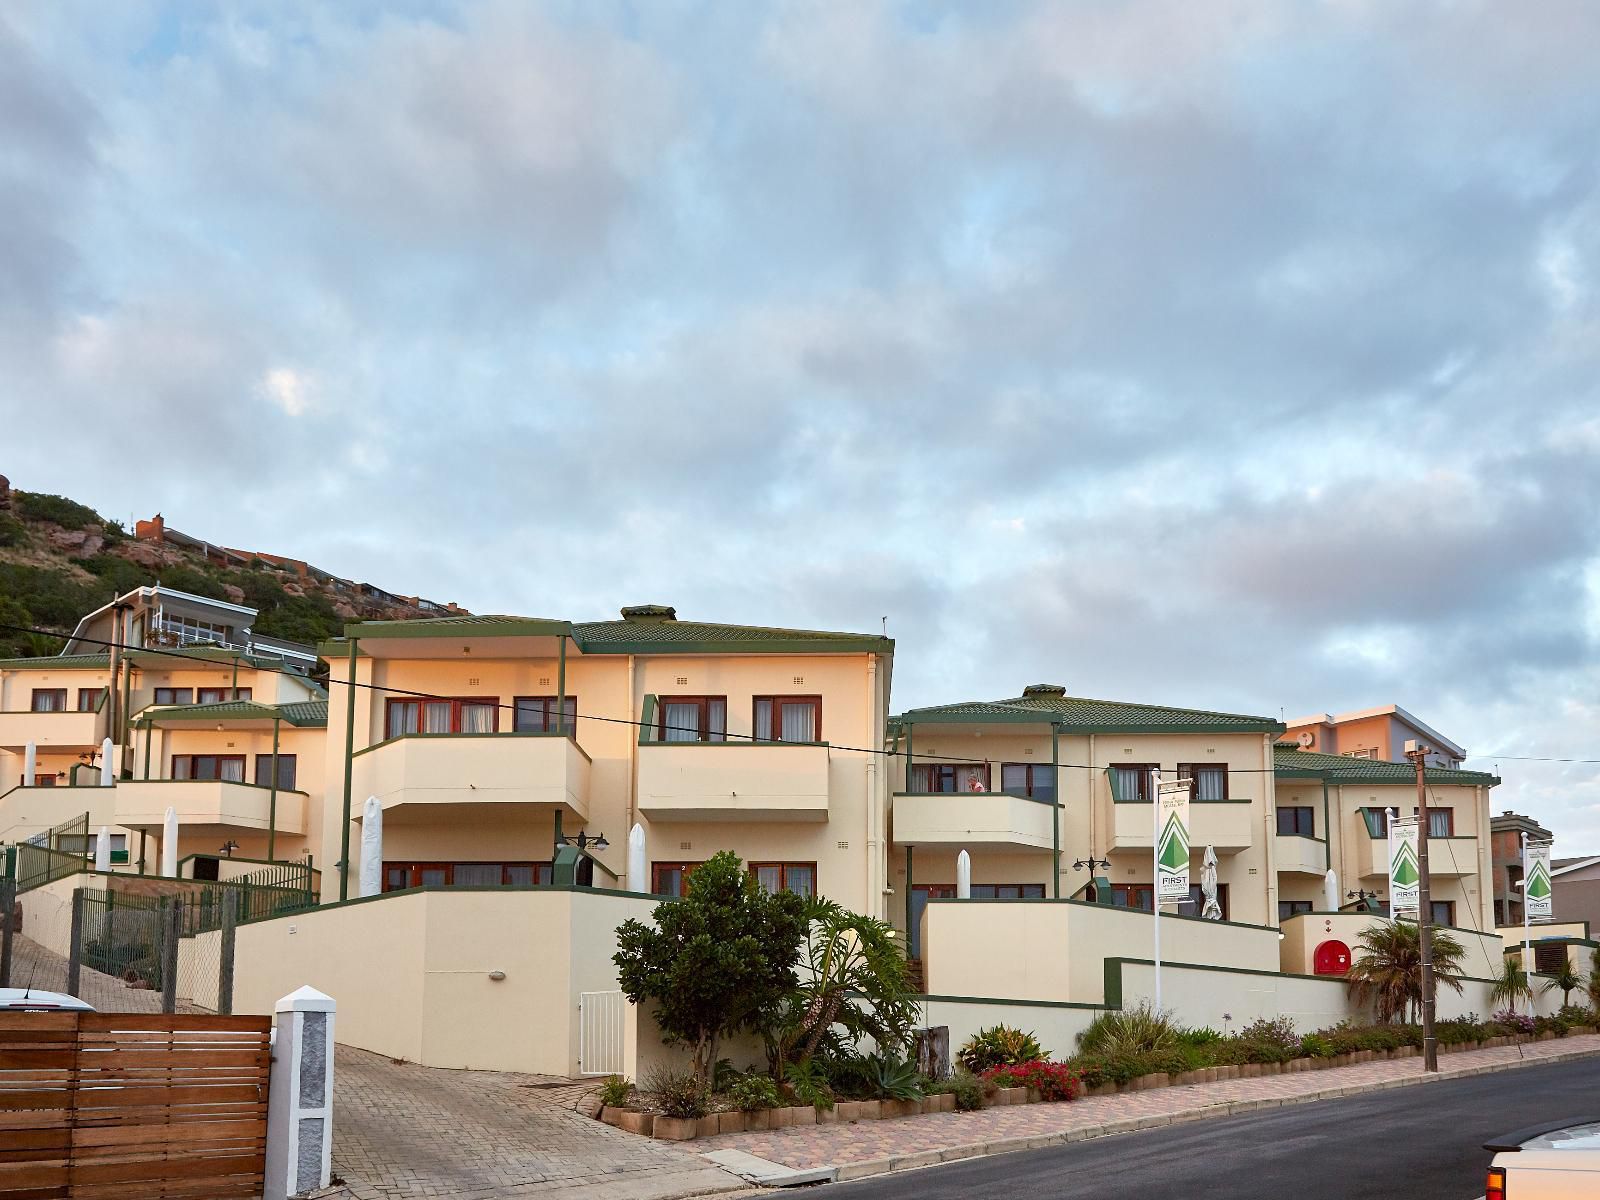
[{"xmin": 0, "ymin": 987, "xmax": 95, "ymax": 1011}]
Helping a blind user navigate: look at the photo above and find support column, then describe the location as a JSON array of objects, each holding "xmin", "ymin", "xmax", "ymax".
[
  {"xmin": 218, "ymin": 891, "xmax": 239, "ymax": 1016},
  {"xmin": 556, "ymin": 636, "xmax": 568, "ymax": 736},
  {"xmin": 160, "ymin": 898, "xmax": 180, "ymax": 1014},
  {"xmin": 905, "ymin": 845, "xmax": 915, "ymax": 958},
  {"xmin": 1051, "ymin": 725, "xmax": 1061, "ymax": 899},
  {"xmin": 264, "ymin": 986, "xmax": 336, "ymax": 1200},
  {"xmin": 66, "ymin": 888, "xmax": 85, "ymax": 998},
  {"xmin": 339, "ymin": 639, "xmax": 359, "ymax": 901},
  {"xmin": 267, "ymin": 717, "xmax": 282, "ymax": 862}
]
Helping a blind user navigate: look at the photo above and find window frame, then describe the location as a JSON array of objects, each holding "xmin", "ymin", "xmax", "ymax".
[
  {"xmin": 748, "ymin": 861, "xmax": 818, "ymax": 897},
  {"xmin": 384, "ymin": 696, "xmax": 502, "ymax": 739},
  {"xmin": 908, "ymin": 762, "xmax": 991, "ymax": 793},
  {"xmin": 253, "ymin": 753, "xmax": 298, "ymax": 791},
  {"xmin": 382, "ymin": 861, "xmax": 550, "ymax": 892},
  {"xmin": 1111, "ymin": 882, "xmax": 1154, "ymax": 911},
  {"xmin": 651, "ymin": 860, "xmax": 704, "ymax": 897},
  {"xmin": 656, "ymin": 696, "xmax": 727, "ymax": 743},
  {"xmin": 1000, "ymin": 763, "xmax": 1057, "ymax": 802},
  {"xmin": 1361, "ymin": 806, "xmax": 1399, "ymax": 838},
  {"xmin": 1276, "ymin": 806, "xmax": 1316, "ymax": 838},
  {"xmin": 170, "ymin": 754, "xmax": 247, "ymax": 782},
  {"xmin": 1429, "ymin": 900, "xmax": 1456, "ymax": 928},
  {"xmin": 1279, "ymin": 899, "xmax": 1315, "ymax": 921},
  {"xmin": 1109, "ymin": 764, "xmax": 1159, "ymax": 802},
  {"xmin": 512, "ymin": 695, "xmax": 577, "ymax": 735},
  {"xmin": 1177, "ymin": 763, "xmax": 1230, "ymax": 801},
  {"xmin": 76, "ymin": 688, "xmax": 102, "ymax": 712},
  {"xmin": 752, "ymin": 695, "xmax": 823, "ymax": 743},
  {"xmin": 969, "ymin": 883, "xmax": 1047, "ymax": 899},
  {"xmin": 198, "ymin": 686, "xmax": 252, "ymax": 704},
  {"xmin": 30, "ymin": 689, "xmax": 67, "ymax": 713},
  {"xmin": 1428, "ymin": 808, "xmax": 1455, "ymax": 838},
  {"xmin": 153, "ymin": 687, "xmax": 194, "ymax": 706}
]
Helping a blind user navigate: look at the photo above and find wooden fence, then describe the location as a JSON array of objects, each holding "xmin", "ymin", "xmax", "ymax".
[{"xmin": 0, "ymin": 1012, "xmax": 270, "ymax": 1198}]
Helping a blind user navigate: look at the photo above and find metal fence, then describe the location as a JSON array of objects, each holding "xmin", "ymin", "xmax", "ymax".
[{"xmin": 14, "ymin": 813, "xmax": 90, "ymax": 892}]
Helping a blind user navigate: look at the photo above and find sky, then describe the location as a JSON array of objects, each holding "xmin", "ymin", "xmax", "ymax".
[{"xmin": 3, "ymin": 1, "xmax": 1598, "ymax": 849}]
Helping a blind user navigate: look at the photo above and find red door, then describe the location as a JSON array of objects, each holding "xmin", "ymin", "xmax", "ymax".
[{"xmin": 1314, "ymin": 939, "xmax": 1351, "ymax": 976}]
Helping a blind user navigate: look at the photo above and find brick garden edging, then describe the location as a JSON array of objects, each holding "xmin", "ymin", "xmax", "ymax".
[{"xmin": 602, "ymin": 1026, "xmax": 1598, "ymax": 1144}]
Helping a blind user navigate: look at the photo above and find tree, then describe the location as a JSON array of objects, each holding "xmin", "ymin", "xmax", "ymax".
[
  {"xmin": 614, "ymin": 852, "xmax": 807, "ymax": 1083},
  {"xmin": 1490, "ymin": 956, "xmax": 1534, "ymax": 1011},
  {"xmin": 1345, "ymin": 920, "xmax": 1467, "ymax": 1024},
  {"xmin": 1541, "ymin": 959, "xmax": 1584, "ymax": 1008},
  {"xmin": 760, "ymin": 897, "xmax": 919, "ymax": 1075}
]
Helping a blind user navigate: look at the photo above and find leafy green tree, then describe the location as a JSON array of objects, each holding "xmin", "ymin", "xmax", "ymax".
[
  {"xmin": 1345, "ymin": 920, "xmax": 1467, "ymax": 1024},
  {"xmin": 1491, "ymin": 956, "xmax": 1534, "ymax": 1011},
  {"xmin": 1540, "ymin": 959, "xmax": 1584, "ymax": 1007},
  {"xmin": 614, "ymin": 852, "xmax": 807, "ymax": 1083}
]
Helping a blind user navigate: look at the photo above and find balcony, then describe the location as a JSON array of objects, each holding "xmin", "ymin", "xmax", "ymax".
[
  {"xmin": 114, "ymin": 779, "xmax": 308, "ymax": 836},
  {"xmin": 350, "ymin": 733, "xmax": 590, "ymax": 822},
  {"xmin": 1109, "ymin": 802, "xmax": 1254, "ymax": 854},
  {"xmin": 893, "ymin": 791, "xmax": 1055, "ymax": 849},
  {"xmin": 0, "ymin": 709, "xmax": 107, "ymax": 752},
  {"xmin": 1276, "ymin": 834, "xmax": 1327, "ymax": 876},
  {"xmin": 1358, "ymin": 834, "xmax": 1477, "ymax": 879},
  {"xmin": 637, "ymin": 742, "xmax": 830, "ymax": 822}
]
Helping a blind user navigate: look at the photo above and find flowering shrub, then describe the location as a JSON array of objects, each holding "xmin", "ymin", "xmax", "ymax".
[
  {"xmin": 1492, "ymin": 1009, "xmax": 1536, "ymax": 1035},
  {"xmin": 981, "ymin": 1060, "xmax": 1081, "ymax": 1102}
]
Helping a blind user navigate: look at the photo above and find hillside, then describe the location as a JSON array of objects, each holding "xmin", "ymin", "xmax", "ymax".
[{"xmin": 0, "ymin": 477, "xmax": 463, "ymax": 660}]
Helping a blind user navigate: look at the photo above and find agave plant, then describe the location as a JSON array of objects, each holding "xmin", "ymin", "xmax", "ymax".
[{"xmin": 1345, "ymin": 920, "xmax": 1467, "ymax": 1024}]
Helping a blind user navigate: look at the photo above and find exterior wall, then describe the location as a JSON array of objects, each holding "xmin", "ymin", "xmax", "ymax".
[
  {"xmin": 1113, "ymin": 961, "xmax": 1357, "ymax": 1034},
  {"xmin": 1554, "ymin": 871, "xmax": 1600, "ymax": 933},
  {"xmin": 918, "ymin": 997, "xmax": 1101, "ymax": 1062},
  {"xmin": 1279, "ymin": 911, "xmax": 1504, "ymax": 980},
  {"xmin": 320, "ymin": 648, "xmax": 890, "ymax": 914}
]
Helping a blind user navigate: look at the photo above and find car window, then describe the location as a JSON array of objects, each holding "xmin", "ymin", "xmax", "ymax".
[{"xmin": 1523, "ymin": 1122, "xmax": 1600, "ymax": 1150}]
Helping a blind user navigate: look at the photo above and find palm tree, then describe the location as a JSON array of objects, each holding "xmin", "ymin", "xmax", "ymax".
[
  {"xmin": 1542, "ymin": 960, "xmax": 1585, "ymax": 1008},
  {"xmin": 1490, "ymin": 956, "xmax": 1533, "ymax": 1011},
  {"xmin": 1588, "ymin": 969, "xmax": 1600, "ymax": 1013},
  {"xmin": 1345, "ymin": 920, "xmax": 1467, "ymax": 1024}
]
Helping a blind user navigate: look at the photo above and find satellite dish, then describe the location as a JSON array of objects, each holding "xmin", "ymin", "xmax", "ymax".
[{"xmin": 1297, "ymin": 731, "xmax": 1315, "ymax": 749}]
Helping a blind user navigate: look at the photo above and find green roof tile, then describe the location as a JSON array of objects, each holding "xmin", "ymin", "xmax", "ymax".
[
  {"xmin": 572, "ymin": 618, "xmax": 892, "ymax": 655},
  {"xmin": 896, "ymin": 694, "xmax": 1283, "ymax": 734},
  {"xmin": 137, "ymin": 700, "xmax": 328, "ymax": 727},
  {"xmin": 1273, "ymin": 745, "xmax": 1499, "ymax": 786},
  {"xmin": 0, "ymin": 654, "xmax": 111, "ymax": 670}
]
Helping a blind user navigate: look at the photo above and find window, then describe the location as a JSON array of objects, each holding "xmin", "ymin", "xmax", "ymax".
[
  {"xmin": 198, "ymin": 687, "xmax": 252, "ymax": 704},
  {"xmin": 652, "ymin": 861, "xmax": 703, "ymax": 896},
  {"xmin": 1112, "ymin": 883, "xmax": 1154, "ymax": 911},
  {"xmin": 1429, "ymin": 900, "xmax": 1456, "ymax": 927},
  {"xmin": 253, "ymin": 754, "xmax": 297, "ymax": 791},
  {"xmin": 750, "ymin": 862, "xmax": 817, "ymax": 897},
  {"xmin": 1001, "ymin": 763, "xmax": 1056, "ymax": 802},
  {"xmin": 76, "ymin": 688, "xmax": 101, "ymax": 712},
  {"xmin": 154, "ymin": 688, "xmax": 194, "ymax": 706},
  {"xmin": 385, "ymin": 697, "xmax": 499, "ymax": 739},
  {"xmin": 1345, "ymin": 749, "xmax": 1376, "ymax": 760},
  {"xmin": 382, "ymin": 861, "xmax": 548, "ymax": 891},
  {"xmin": 658, "ymin": 696, "xmax": 726, "ymax": 743},
  {"xmin": 970, "ymin": 884, "xmax": 1046, "ymax": 899},
  {"xmin": 1109, "ymin": 764, "xmax": 1157, "ymax": 801},
  {"xmin": 171, "ymin": 754, "xmax": 245, "ymax": 782},
  {"xmin": 1177, "ymin": 764, "xmax": 1229, "ymax": 801},
  {"xmin": 158, "ymin": 615, "xmax": 229, "ymax": 646},
  {"xmin": 58, "ymin": 833, "xmax": 128, "ymax": 862},
  {"xmin": 754, "ymin": 696, "xmax": 822, "ymax": 743},
  {"xmin": 1178, "ymin": 884, "xmax": 1229, "ymax": 920},
  {"xmin": 30, "ymin": 689, "xmax": 67, "ymax": 713},
  {"xmin": 1428, "ymin": 809, "xmax": 1454, "ymax": 838},
  {"xmin": 1361, "ymin": 807, "xmax": 1399, "ymax": 838},
  {"xmin": 513, "ymin": 696, "xmax": 576, "ymax": 734},
  {"xmin": 1493, "ymin": 899, "xmax": 1505, "ymax": 925},
  {"xmin": 1279, "ymin": 900, "xmax": 1315, "ymax": 921},
  {"xmin": 909, "ymin": 763, "xmax": 990, "ymax": 793},
  {"xmin": 32, "ymin": 774, "xmax": 56, "ymax": 787},
  {"xmin": 1276, "ymin": 807, "xmax": 1315, "ymax": 837}
]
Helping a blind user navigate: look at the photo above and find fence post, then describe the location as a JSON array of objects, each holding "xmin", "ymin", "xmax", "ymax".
[
  {"xmin": 160, "ymin": 898, "xmax": 181, "ymax": 1014},
  {"xmin": 218, "ymin": 889, "xmax": 238, "ymax": 1016},
  {"xmin": 264, "ymin": 986, "xmax": 336, "ymax": 1200},
  {"xmin": 66, "ymin": 888, "xmax": 85, "ymax": 998},
  {"xmin": 0, "ymin": 877, "xmax": 13, "ymax": 988}
]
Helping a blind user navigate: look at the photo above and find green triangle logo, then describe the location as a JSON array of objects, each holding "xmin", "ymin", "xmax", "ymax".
[
  {"xmin": 1157, "ymin": 812, "xmax": 1189, "ymax": 872},
  {"xmin": 1527, "ymin": 861, "xmax": 1552, "ymax": 901},
  {"xmin": 1391, "ymin": 840, "xmax": 1419, "ymax": 887}
]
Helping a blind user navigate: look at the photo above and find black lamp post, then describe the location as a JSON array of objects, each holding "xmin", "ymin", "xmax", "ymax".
[{"xmin": 558, "ymin": 831, "xmax": 610, "ymax": 852}]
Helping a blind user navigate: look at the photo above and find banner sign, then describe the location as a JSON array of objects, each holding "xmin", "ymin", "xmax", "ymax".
[
  {"xmin": 1525, "ymin": 842, "xmax": 1553, "ymax": 920},
  {"xmin": 1156, "ymin": 778, "xmax": 1192, "ymax": 902},
  {"xmin": 1389, "ymin": 816, "xmax": 1420, "ymax": 917}
]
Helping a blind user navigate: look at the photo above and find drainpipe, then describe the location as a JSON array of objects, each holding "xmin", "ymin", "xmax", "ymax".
[
  {"xmin": 1051, "ymin": 723, "xmax": 1061, "ymax": 899},
  {"xmin": 267, "ymin": 716, "xmax": 281, "ymax": 862},
  {"xmin": 119, "ymin": 659, "xmax": 132, "ymax": 761},
  {"xmin": 338, "ymin": 639, "xmax": 359, "ymax": 901},
  {"xmin": 141, "ymin": 719, "xmax": 152, "ymax": 780},
  {"xmin": 556, "ymin": 635, "xmax": 567, "ymax": 736},
  {"xmin": 625, "ymin": 654, "xmax": 637, "ymax": 835},
  {"xmin": 1322, "ymin": 778, "xmax": 1332, "ymax": 872}
]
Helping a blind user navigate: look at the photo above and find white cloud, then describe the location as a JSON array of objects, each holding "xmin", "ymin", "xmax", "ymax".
[{"xmin": 261, "ymin": 367, "xmax": 311, "ymax": 417}]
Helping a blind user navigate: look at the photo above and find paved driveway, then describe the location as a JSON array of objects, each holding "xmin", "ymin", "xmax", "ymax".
[{"xmin": 328, "ymin": 1046, "xmax": 745, "ymax": 1200}]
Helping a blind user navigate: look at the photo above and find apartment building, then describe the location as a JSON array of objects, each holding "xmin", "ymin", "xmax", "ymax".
[
  {"xmin": 1490, "ymin": 811, "xmax": 1554, "ymax": 926},
  {"xmin": 1273, "ymin": 746, "xmax": 1498, "ymax": 931},
  {"xmin": 889, "ymin": 686, "xmax": 1285, "ymax": 955},
  {"xmin": 319, "ymin": 606, "xmax": 895, "ymax": 911},
  {"xmin": 1283, "ymin": 704, "xmax": 1466, "ymax": 769}
]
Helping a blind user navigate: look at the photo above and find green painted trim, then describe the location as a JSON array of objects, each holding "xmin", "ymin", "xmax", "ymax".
[
  {"xmin": 340, "ymin": 617, "xmax": 574, "ymax": 641},
  {"xmin": 642, "ymin": 740, "xmax": 831, "ymax": 749},
  {"xmin": 581, "ymin": 637, "xmax": 892, "ymax": 655},
  {"xmin": 339, "ymin": 638, "xmax": 357, "ymax": 903},
  {"xmin": 0, "ymin": 656, "xmax": 111, "ymax": 670},
  {"xmin": 894, "ymin": 790, "xmax": 1059, "ymax": 808},
  {"xmin": 1102, "ymin": 956, "xmax": 1352, "ymax": 1011},
  {"xmin": 924, "ymin": 894, "xmax": 1281, "ymax": 935},
  {"xmin": 638, "ymin": 695, "xmax": 658, "ymax": 746},
  {"xmin": 176, "ymin": 851, "xmax": 299, "ymax": 872},
  {"xmin": 916, "ymin": 993, "xmax": 1105, "ymax": 1011},
  {"xmin": 1278, "ymin": 911, "xmax": 1509, "ymax": 943},
  {"xmin": 351, "ymin": 730, "xmax": 593, "ymax": 763},
  {"xmin": 1277, "ymin": 833, "xmax": 1329, "ymax": 847},
  {"xmin": 897, "ymin": 711, "xmax": 1064, "ymax": 728},
  {"xmin": 232, "ymin": 881, "xmax": 660, "ymax": 927}
]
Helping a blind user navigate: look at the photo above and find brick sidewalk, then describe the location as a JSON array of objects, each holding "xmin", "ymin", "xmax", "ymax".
[{"xmin": 695, "ymin": 1033, "xmax": 1600, "ymax": 1179}]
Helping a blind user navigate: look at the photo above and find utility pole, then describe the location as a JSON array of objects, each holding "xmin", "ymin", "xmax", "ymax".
[{"xmin": 1405, "ymin": 741, "xmax": 1438, "ymax": 1073}]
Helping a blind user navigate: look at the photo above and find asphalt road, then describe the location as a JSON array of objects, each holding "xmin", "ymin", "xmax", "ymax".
[{"xmin": 832, "ymin": 1056, "xmax": 1600, "ymax": 1200}]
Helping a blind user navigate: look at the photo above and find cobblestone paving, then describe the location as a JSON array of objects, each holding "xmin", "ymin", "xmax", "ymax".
[
  {"xmin": 5, "ymin": 933, "xmax": 202, "ymax": 1013},
  {"xmin": 327, "ymin": 1046, "xmax": 745, "ymax": 1200},
  {"xmin": 696, "ymin": 1033, "xmax": 1600, "ymax": 1171}
]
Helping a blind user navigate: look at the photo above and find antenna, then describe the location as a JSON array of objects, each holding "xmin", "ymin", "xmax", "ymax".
[{"xmin": 881, "ymin": 616, "xmax": 888, "ymax": 636}]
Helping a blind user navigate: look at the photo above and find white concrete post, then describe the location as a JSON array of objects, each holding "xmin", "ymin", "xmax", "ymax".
[
  {"xmin": 264, "ymin": 986, "xmax": 336, "ymax": 1200},
  {"xmin": 956, "ymin": 850, "xmax": 971, "ymax": 899},
  {"xmin": 161, "ymin": 806, "xmax": 178, "ymax": 877},
  {"xmin": 100, "ymin": 737, "xmax": 114, "ymax": 786},
  {"xmin": 1324, "ymin": 868, "xmax": 1339, "ymax": 913},
  {"xmin": 23, "ymin": 742, "xmax": 36, "ymax": 785},
  {"xmin": 358, "ymin": 796, "xmax": 383, "ymax": 898},
  {"xmin": 94, "ymin": 826, "xmax": 111, "ymax": 874},
  {"xmin": 627, "ymin": 823, "xmax": 646, "ymax": 893}
]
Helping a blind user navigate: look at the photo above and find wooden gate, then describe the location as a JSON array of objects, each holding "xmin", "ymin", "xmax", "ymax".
[{"xmin": 0, "ymin": 1012, "xmax": 270, "ymax": 1199}]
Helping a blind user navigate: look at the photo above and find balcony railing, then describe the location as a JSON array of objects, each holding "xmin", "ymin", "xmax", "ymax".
[
  {"xmin": 1275, "ymin": 833, "xmax": 1327, "ymax": 876},
  {"xmin": 637, "ymin": 741, "xmax": 830, "ymax": 822},
  {"xmin": 0, "ymin": 708, "xmax": 108, "ymax": 751},
  {"xmin": 350, "ymin": 732, "xmax": 591, "ymax": 820},
  {"xmin": 1357, "ymin": 833, "xmax": 1477, "ymax": 879},
  {"xmin": 892, "ymin": 791, "xmax": 1055, "ymax": 849},
  {"xmin": 114, "ymin": 779, "xmax": 308, "ymax": 835},
  {"xmin": 1110, "ymin": 800, "xmax": 1254, "ymax": 854}
]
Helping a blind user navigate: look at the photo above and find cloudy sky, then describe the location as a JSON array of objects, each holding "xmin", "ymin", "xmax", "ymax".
[{"xmin": 4, "ymin": 2, "xmax": 1598, "ymax": 848}]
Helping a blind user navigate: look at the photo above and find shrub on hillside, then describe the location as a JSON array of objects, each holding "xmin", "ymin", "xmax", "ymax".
[{"xmin": 14, "ymin": 492, "xmax": 103, "ymax": 530}]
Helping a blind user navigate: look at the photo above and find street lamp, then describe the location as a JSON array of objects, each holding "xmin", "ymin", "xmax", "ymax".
[{"xmin": 558, "ymin": 831, "xmax": 610, "ymax": 852}]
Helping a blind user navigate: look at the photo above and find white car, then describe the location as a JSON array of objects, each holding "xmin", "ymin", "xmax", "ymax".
[
  {"xmin": 0, "ymin": 988, "xmax": 95, "ymax": 1012},
  {"xmin": 1485, "ymin": 1119, "xmax": 1600, "ymax": 1199}
]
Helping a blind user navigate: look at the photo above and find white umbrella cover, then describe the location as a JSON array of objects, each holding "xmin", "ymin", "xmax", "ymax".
[
  {"xmin": 359, "ymin": 796, "xmax": 383, "ymax": 898},
  {"xmin": 161, "ymin": 807, "xmax": 178, "ymax": 877},
  {"xmin": 956, "ymin": 849, "xmax": 971, "ymax": 899},
  {"xmin": 627, "ymin": 823, "xmax": 647, "ymax": 894},
  {"xmin": 1200, "ymin": 845, "xmax": 1222, "ymax": 920}
]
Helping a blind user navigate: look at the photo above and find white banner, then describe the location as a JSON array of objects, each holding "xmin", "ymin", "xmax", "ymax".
[
  {"xmin": 1389, "ymin": 816, "xmax": 1420, "ymax": 917},
  {"xmin": 1156, "ymin": 778, "xmax": 1191, "ymax": 902},
  {"xmin": 1524, "ymin": 841, "xmax": 1553, "ymax": 920}
]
